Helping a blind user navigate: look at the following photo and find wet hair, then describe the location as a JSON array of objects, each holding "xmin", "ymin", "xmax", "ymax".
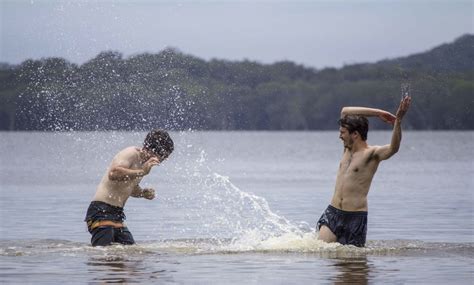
[
  {"xmin": 143, "ymin": 129, "xmax": 174, "ymax": 159},
  {"xmin": 338, "ymin": 115, "xmax": 369, "ymax": 141}
]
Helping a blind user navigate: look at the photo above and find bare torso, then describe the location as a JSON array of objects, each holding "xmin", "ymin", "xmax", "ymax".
[
  {"xmin": 331, "ymin": 145, "xmax": 381, "ymax": 211},
  {"xmin": 92, "ymin": 147, "xmax": 144, "ymax": 207}
]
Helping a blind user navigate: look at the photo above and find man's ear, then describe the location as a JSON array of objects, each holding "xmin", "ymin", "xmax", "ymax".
[{"xmin": 353, "ymin": 131, "xmax": 360, "ymax": 140}]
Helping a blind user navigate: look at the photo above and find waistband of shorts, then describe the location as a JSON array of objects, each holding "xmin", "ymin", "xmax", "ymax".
[
  {"xmin": 328, "ymin": 205, "xmax": 368, "ymax": 216},
  {"xmin": 90, "ymin": 200, "xmax": 124, "ymax": 211}
]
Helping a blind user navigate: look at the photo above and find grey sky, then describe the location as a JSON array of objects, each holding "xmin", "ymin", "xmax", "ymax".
[{"xmin": 1, "ymin": 0, "xmax": 472, "ymax": 69}]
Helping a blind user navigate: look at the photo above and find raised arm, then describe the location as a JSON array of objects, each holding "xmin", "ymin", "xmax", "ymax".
[
  {"xmin": 341, "ymin": 106, "xmax": 396, "ymax": 124},
  {"xmin": 374, "ymin": 96, "xmax": 412, "ymax": 161}
]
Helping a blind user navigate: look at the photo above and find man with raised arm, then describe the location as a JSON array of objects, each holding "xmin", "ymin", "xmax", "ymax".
[
  {"xmin": 84, "ymin": 129, "xmax": 174, "ymax": 246},
  {"xmin": 317, "ymin": 96, "xmax": 411, "ymax": 247}
]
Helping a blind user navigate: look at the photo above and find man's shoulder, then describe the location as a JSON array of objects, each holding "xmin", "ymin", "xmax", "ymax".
[
  {"xmin": 365, "ymin": 145, "xmax": 378, "ymax": 151},
  {"xmin": 120, "ymin": 146, "xmax": 140, "ymax": 153},
  {"xmin": 114, "ymin": 146, "xmax": 140, "ymax": 161},
  {"xmin": 353, "ymin": 145, "xmax": 377, "ymax": 157},
  {"xmin": 363, "ymin": 145, "xmax": 387, "ymax": 163}
]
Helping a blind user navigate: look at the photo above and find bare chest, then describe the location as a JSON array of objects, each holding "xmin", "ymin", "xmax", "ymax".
[{"xmin": 339, "ymin": 150, "xmax": 377, "ymax": 176}]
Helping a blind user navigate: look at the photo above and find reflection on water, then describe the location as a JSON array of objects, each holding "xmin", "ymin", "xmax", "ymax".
[
  {"xmin": 330, "ymin": 257, "xmax": 372, "ymax": 285},
  {"xmin": 87, "ymin": 256, "xmax": 142, "ymax": 283},
  {"xmin": 85, "ymin": 247, "xmax": 375, "ymax": 284},
  {"xmin": 86, "ymin": 254, "xmax": 175, "ymax": 284}
]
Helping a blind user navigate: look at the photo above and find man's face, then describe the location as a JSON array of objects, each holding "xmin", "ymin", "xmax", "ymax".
[
  {"xmin": 151, "ymin": 149, "xmax": 171, "ymax": 162},
  {"xmin": 339, "ymin": 127, "xmax": 354, "ymax": 149},
  {"xmin": 142, "ymin": 148, "xmax": 163, "ymax": 162}
]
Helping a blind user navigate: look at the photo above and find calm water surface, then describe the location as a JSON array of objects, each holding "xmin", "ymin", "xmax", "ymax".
[{"xmin": 1, "ymin": 131, "xmax": 473, "ymax": 284}]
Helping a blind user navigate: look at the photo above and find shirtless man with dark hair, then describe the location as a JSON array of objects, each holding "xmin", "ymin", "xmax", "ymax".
[
  {"xmin": 317, "ymin": 96, "xmax": 411, "ymax": 247},
  {"xmin": 85, "ymin": 129, "xmax": 174, "ymax": 246}
]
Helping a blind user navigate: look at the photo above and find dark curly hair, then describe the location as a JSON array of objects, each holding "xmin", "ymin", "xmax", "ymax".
[
  {"xmin": 143, "ymin": 129, "xmax": 174, "ymax": 159},
  {"xmin": 338, "ymin": 115, "xmax": 369, "ymax": 141}
]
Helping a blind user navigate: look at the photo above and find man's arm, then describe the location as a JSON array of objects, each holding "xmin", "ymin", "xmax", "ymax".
[
  {"xmin": 109, "ymin": 157, "xmax": 160, "ymax": 181},
  {"xmin": 131, "ymin": 184, "xmax": 144, "ymax": 198},
  {"xmin": 374, "ymin": 96, "xmax": 411, "ymax": 161},
  {"xmin": 131, "ymin": 185, "xmax": 156, "ymax": 200},
  {"xmin": 341, "ymin": 107, "xmax": 396, "ymax": 124},
  {"xmin": 109, "ymin": 167, "xmax": 146, "ymax": 181}
]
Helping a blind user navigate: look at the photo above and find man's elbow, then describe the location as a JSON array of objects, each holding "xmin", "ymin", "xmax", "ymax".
[
  {"xmin": 341, "ymin": 107, "xmax": 348, "ymax": 118},
  {"xmin": 108, "ymin": 169, "xmax": 125, "ymax": 181},
  {"xmin": 389, "ymin": 145, "xmax": 400, "ymax": 156},
  {"xmin": 108, "ymin": 171, "xmax": 119, "ymax": 181}
]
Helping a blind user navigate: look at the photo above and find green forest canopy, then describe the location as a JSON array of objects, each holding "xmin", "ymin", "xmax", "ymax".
[{"xmin": 0, "ymin": 34, "xmax": 472, "ymax": 131}]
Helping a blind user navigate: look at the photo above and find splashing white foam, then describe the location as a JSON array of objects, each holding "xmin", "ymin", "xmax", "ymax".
[{"xmin": 170, "ymin": 146, "xmax": 323, "ymax": 251}]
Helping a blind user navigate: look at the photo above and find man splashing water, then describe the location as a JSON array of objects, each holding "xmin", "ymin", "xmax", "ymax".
[
  {"xmin": 84, "ymin": 129, "xmax": 174, "ymax": 246},
  {"xmin": 317, "ymin": 96, "xmax": 411, "ymax": 247}
]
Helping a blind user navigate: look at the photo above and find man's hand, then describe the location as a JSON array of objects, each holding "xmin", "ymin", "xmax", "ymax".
[
  {"xmin": 396, "ymin": 96, "xmax": 411, "ymax": 121},
  {"xmin": 142, "ymin": 157, "xmax": 160, "ymax": 175},
  {"xmin": 142, "ymin": 188, "xmax": 156, "ymax": 200},
  {"xmin": 378, "ymin": 111, "xmax": 396, "ymax": 125}
]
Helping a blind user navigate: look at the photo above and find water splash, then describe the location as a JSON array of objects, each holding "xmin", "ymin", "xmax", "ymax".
[
  {"xmin": 165, "ymin": 144, "xmax": 316, "ymax": 251},
  {"xmin": 401, "ymin": 82, "xmax": 411, "ymax": 99}
]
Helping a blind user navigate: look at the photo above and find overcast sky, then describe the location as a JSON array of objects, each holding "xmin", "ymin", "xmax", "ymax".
[{"xmin": 1, "ymin": 0, "xmax": 472, "ymax": 69}]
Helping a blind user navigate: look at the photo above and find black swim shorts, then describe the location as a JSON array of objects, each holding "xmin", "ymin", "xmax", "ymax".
[
  {"xmin": 89, "ymin": 226, "xmax": 135, "ymax": 247},
  {"xmin": 84, "ymin": 201, "xmax": 135, "ymax": 246},
  {"xmin": 317, "ymin": 205, "xmax": 367, "ymax": 247}
]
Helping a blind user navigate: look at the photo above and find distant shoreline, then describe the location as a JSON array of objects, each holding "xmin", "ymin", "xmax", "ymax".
[{"xmin": 1, "ymin": 35, "xmax": 472, "ymax": 131}]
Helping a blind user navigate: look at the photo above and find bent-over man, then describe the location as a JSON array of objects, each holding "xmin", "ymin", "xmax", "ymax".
[{"xmin": 85, "ymin": 129, "xmax": 174, "ymax": 246}]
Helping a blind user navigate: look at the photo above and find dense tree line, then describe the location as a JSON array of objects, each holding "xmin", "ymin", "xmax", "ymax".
[{"xmin": 0, "ymin": 34, "xmax": 472, "ymax": 131}]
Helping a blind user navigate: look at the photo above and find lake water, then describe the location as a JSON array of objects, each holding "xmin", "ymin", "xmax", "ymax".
[{"xmin": 0, "ymin": 131, "xmax": 473, "ymax": 284}]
